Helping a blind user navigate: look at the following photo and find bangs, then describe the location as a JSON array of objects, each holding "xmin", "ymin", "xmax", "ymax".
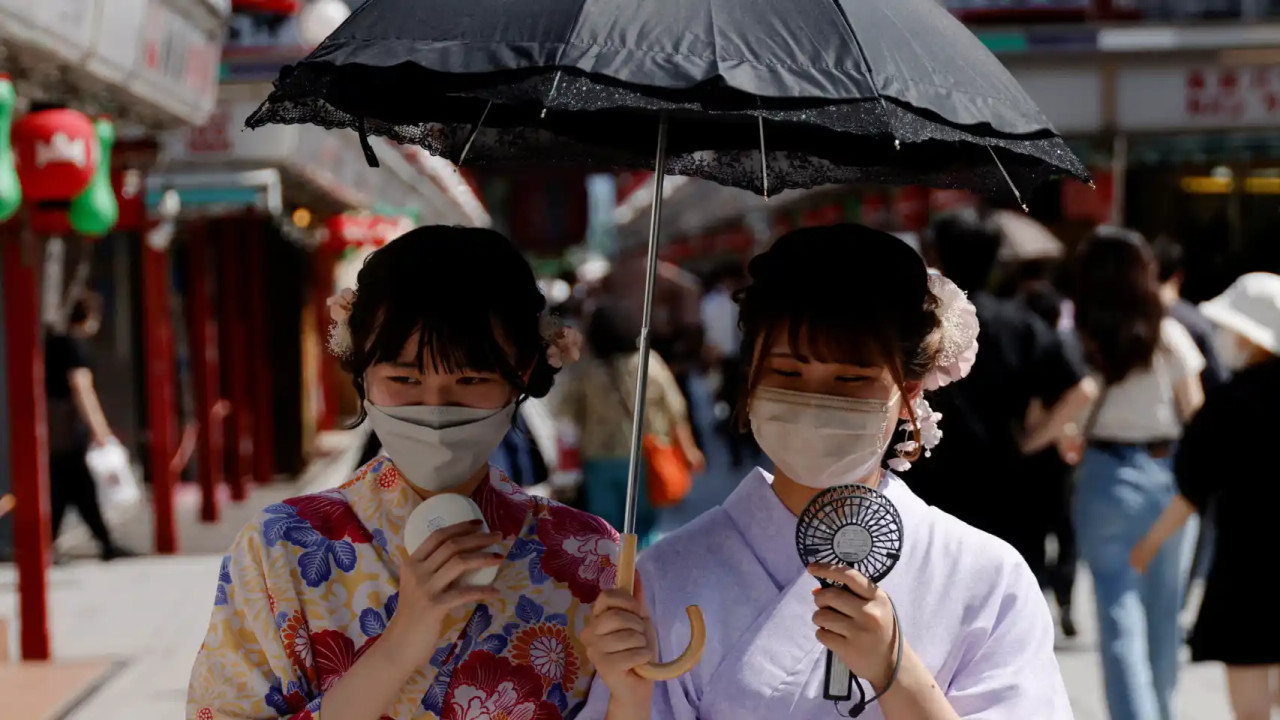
[
  {"xmin": 756, "ymin": 309, "xmax": 896, "ymax": 370},
  {"xmin": 363, "ymin": 298, "xmax": 518, "ymax": 378}
]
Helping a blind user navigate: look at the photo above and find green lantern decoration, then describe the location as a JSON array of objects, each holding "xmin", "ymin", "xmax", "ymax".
[
  {"xmin": 68, "ymin": 116, "xmax": 118, "ymax": 237},
  {"xmin": 0, "ymin": 74, "xmax": 21, "ymax": 222}
]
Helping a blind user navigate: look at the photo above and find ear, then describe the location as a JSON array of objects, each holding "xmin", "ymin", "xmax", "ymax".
[{"xmin": 898, "ymin": 381, "xmax": 923, "ymax": 420}]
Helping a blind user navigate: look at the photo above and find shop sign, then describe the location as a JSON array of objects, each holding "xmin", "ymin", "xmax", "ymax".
[
  {"xmin": 1118, "ymin": 64, "xmax": 1280, "ymax": 130},
  {"xmin": 134, "ymin": 0, "xmax": 223, "ymax": 121},
  {"xmin": 325, "ymin": 212, "xmax": 413, "ymax": 248}
]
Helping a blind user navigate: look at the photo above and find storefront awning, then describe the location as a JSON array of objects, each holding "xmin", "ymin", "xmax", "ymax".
[
  {"xmin": 158, "ymin": 92, "xmax": 490, "ymax": 227},
  {"xmin": 0, "ymin": 0, "xmax": 228, "ymax": 128}
]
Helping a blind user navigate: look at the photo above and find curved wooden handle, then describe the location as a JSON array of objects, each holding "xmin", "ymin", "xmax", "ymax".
[{"xmin": 617, "ymin": 533, "xmax": 707, "ymax": 681}]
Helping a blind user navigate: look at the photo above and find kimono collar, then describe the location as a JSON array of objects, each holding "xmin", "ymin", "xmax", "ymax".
[
  {"xmin": 341, "ymin": 458, "xmax": 537, "ymax": 566},
  {"xmin": 722, "ymin": 468, "xmax": 909, "ymax": 588}
]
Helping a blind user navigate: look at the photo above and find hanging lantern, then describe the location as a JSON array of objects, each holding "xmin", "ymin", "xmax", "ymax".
[
  {"xmin": 69, "ymin": 117, "xmax": 119, "ymax": 237},
  {"xmin": 12, "ymin": 107, "xmax": 99, "ymax": 234},
  {"xmin": 0, "ymin": 75, "xmax": 20, "ymax": 222}
]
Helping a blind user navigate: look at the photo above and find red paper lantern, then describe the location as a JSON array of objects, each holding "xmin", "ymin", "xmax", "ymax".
[{"xmin": 12, "ymin": 108, "xmax": 99, "ymax": 234}]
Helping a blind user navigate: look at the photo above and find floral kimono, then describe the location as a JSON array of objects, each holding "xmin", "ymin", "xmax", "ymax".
[
  {"xmin": 189, "ymin": 457, "xmax": 621, "ymax": 720},
  {"xmin": 579, "ymin": 468, "xmax": 1071, "ymax": 720}
]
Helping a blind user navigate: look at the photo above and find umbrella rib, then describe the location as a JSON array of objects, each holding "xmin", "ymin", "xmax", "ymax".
[
  {"xmin": 986, "ymin": 146, "xmax": 1027, "ymax": 212},
  {"xmin": 825, "ymin": 0, "xmax": 899, "ymax": 149},
  {"xmin": 542, "ymin": 0, "xmax": 594, "ymax": 116}
]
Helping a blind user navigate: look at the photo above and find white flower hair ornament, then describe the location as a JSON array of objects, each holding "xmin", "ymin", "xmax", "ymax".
[
  {"xmin": 326, "ymin": 288, "xmax": 356, "ymax": 359},
  {"xmin": 539, "ymin": 314, "xmax": 583, "ymax": 370},
  {"xmin": 887, "ymin": 273, "xmax": 980, "ymax": 473}
]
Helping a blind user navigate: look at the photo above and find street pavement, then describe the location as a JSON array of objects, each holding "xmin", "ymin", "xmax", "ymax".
[{"xmin": 1, "ymin": 393, "xmax": 1235, "ymax": 719}]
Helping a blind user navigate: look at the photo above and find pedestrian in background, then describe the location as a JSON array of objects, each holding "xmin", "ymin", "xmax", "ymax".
[
  {"xmin": 45, "ymin": 292, "xmax": 133, "ymax": 561},
  {"xmin": 1131, "ymin": 272, "xmax": 1280, "ymax": 720},
  {"xmin": 1069, "ymin": 227, "xmax": 1205, "ymax": 720}
]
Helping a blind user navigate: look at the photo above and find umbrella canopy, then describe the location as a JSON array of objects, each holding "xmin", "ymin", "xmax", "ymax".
[
  {"xmin": 248, "ymin": 0, "xmax": 1088, "ymax": 198},
  {"xmin": 993, "ymin": 209, "xmax": 1064, "ymax": 262}
]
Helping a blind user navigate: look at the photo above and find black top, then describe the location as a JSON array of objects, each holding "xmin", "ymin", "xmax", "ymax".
[
  {"xmin": 45, "ymin": 333, "xmax": 93, "ymax": 452},
  {"xmin": 907, "ymin": 292, "xmax": 1087, "ymax": 537},
  {"xmin": 1176, "ymin": 356, "xmax": 1280, "ymax": 663},
  {"xmin": 1168, "ymin": 298, "xmax": 1230, "ymax": 396}
]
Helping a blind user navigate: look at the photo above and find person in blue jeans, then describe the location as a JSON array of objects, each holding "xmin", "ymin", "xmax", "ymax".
[{"xmin": 1068, "ymin": 227, "xmax": 1206, "ymax": 720}]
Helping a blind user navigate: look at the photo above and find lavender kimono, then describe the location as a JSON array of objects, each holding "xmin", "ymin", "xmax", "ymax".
[{"xmin": 581, "ymin": 469, "xmax": 1071, "ymax": 719}]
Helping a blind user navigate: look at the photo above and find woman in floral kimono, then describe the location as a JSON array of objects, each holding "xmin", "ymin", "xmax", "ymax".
[
  {"xmin": 189, "ymin": 226, "xmax": 620, "ymax": 720},
  {"xmin": 580, "ymin": 224, "xmax": 1073, "ymax": 719}
]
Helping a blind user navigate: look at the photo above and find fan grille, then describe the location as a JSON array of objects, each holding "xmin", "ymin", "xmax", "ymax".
[{"xmin": 795, "ymin": 484, "xmax": 903, "ymax": 585}]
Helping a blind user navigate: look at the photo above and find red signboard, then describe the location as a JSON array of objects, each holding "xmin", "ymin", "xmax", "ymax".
[
  {"xmin": 1061, "ymin": 170, "xmax": 1113, "ymax": 225},
  {"xmin": 325, "ymin": 213, "xmax": 413, "ymax": 249},
  {"xmin": 1185, "ymin": 67, "xmax": 1280, "ymax": 124},
  {"xmin": 891, "ymin": 186, "xmax": 930, "ymax": 231},
  {"xmin": 233, "ymin": 0, "xmax": 301, "ymax": 13}
]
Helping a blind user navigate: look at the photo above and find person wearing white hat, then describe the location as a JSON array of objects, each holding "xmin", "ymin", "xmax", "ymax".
[{"xmin": 1131, "ymin": 271, "xmax": 1280, "ymax": 720}]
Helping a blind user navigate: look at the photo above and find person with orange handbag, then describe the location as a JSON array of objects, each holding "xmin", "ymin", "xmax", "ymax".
[{"xmin": 558, "ymin": 301, "xmax": 705, "ymax": 550}]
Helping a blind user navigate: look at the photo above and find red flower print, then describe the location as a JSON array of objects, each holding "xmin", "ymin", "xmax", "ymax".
[
  {"xmin": 536, "ymin": 503, "xmax": 620, "ymax": 603},
  {"xmin": 444, "ymin": 651, "xmax": 560, "ymax": 720},
  {"xmin": 197, "ymin": 708, "xmax": 213, "ymax": 720},
  {"xmin": 475, "ymin": 475, "xmax": 532, "ymax": 538},
  {"xmin": 509, "ymin": 623, "xmax": 580, "ymax": 691},
  {"xmin": 281, "ymin": 612, "xmax": 314, "ymax": 679},
  {"xmin": 375, "ymin": 465, "xmax": 401, "ymax": 490},
  {"xmin": 284, "ymin": 493, "xmax": 373, "ymax": 543},
  {"xmin": 311, "ymin": 629, "xmax": 379, "ymax": 691}
]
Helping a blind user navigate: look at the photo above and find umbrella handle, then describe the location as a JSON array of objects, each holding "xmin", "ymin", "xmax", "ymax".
[{"xmin": 616, "ymin": 532, "xmax": 706, "ymax": 680}]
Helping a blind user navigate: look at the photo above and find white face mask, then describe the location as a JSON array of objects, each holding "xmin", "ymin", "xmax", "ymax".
[
  {"xmin": 365, "ymin": 401, "xmax": 516, "ymax": 492},
  {"xmin": 749, "ymin": 387, "xmax": 897, "ymax": 489}
]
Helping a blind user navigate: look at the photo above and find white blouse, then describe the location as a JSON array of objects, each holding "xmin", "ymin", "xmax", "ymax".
[{"xmin": 1089, "ymin": 317, "xmax": 1205, "ymax": 442}]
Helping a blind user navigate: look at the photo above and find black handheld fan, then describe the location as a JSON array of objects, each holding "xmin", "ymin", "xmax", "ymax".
[{"xmin": 795, "ymin": 483, "xmax": 903, "ymax": 712}]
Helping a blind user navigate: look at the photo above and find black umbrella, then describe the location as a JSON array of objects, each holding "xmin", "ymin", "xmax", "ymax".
[{"xmin": 247, "ymin": 0, "xmax": 1089, "ymax": 682}]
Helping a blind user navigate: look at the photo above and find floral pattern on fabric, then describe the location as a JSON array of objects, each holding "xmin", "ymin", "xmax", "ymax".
[{"xmin": 187, "ymin": 458, "xmax": 620, "ymax": 720}]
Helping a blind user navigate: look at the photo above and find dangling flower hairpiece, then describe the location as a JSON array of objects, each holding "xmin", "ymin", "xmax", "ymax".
[
  {"xmin": 326, "ymin": 288, "xmax": 356, "ymax": 359},
  {"xmin": 923, "ymin": 273, "xmax": 980, "ymax": 391},
  {"xmin": 887, "ymin": 273, "xmax": 979, "ymax": 473}
]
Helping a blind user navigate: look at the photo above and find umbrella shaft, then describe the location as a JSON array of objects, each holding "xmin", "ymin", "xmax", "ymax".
[{"xmin": 622, "ymin": 115, "xmax": 669, "ymax": 537}]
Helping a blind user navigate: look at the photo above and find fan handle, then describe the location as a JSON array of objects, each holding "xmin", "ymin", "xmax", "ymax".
[{"xmin": 616, "ymin": 533, "xmax": 707, "ymax": 680}]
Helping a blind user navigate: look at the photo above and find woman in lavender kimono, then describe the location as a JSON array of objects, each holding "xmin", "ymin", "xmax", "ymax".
[
  {"xmin": 188, "ymin": 226, "xmax": 620, "ymax": 720},
  {"xmin": 579, "ymin": 224, "xmax": 1073, "ymax": 720}
]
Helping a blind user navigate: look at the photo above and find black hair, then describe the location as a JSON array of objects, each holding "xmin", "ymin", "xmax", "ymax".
[
  {"xmin": 929, "ymin": 207, "xmax": 1002, "ymax": 293},
  {"xmin": 1070, "ymin": 226, "xmax": 1164, "ymax": 384},
  {"xmin": 585, "ymin": 302, "xmax": 637, "ymax": 361},
  {"xmin": 69, "ymin": 292, "xmax": 103, "ymax": 326},
  {"xmin": 1151, "ymin": 235, "xmax": 1184, "ymax": 284},
  {"xmin": 343, "ymin": 226, "xmax": 557, "ymax": 424},
  {"xmin": 734, "ymin": 224, "xmax": 943, "ymax": 436}
]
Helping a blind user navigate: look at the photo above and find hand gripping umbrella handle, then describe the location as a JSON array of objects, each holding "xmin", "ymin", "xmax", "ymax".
[{"xmin": 616, "ymin": 533, "xmax": 706, "ymax": 681}]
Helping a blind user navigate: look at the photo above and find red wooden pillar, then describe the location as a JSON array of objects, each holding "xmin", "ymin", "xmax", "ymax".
[
  {"xmin": 3, "ymin": 227, "xmax": 52, "ymax": 660},
  {"xmin": 313, "ymin": 246, "xmax": 338, "ymax": 432},
  {"xmin": 217, "ymin": 217, "xmax": 252, "ymax": 501},
  {"xmin": 185, "ymin": 221, "xmax": 224, "ymax": 523},
  {"xmin": 141, "ymin": 235, "xmax": 178, "ymax": 554},
  {"xmin": 246, "ymin": 221, "xmax": 274, "ymax": 485}
]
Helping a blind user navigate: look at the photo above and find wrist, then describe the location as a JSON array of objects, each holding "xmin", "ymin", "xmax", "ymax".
[
  {"xmin": 380, "ymin": 615, "xmax": 441, "ymax": 669},
  {"xmin": 606, "ymin": 689, "xmax": 653, "ymax": 720}
]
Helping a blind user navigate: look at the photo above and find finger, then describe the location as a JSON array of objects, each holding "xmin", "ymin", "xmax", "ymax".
[
  {"xmin": 812, "ymin": 608, "xmax": 859, "ymax": 639},
  {"xmin": 815, "ymin": 628, "xmax": 845, "ymax": 650},
  {"xmin": 606, "ymin": 647, "xmax": 656, "ymax": 674},
  {"xmin": 589, "ymin": 629, "xmax": 651, "ymax": 655},
  {"xmin": 435, "ymin": 585, "xmax": 501, "ymax": 610},
  {"xmin": 419, "ymin": 532, "xmax": 504, "ymax": 575},
  {"xmin": 586, "ymin": 608, "xmax": 649, "ymax": 638},
  {"xmin": 427, "ymin": 552, "xmax": 506, "ymax": 593},
  {"xmin": 409, "ymin": 520, "xmax": 487, "ymax": 561},
  {"xmin": 814, "ymin": 587, "xmax": 872, "ymax": 618},
  {"xmin": 592, "ymin": 588, "xmax": 648, "ymax": 620},
  {"xmin": 808, "ymin": 564, "xmax": 877, "ymax": 600}
]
